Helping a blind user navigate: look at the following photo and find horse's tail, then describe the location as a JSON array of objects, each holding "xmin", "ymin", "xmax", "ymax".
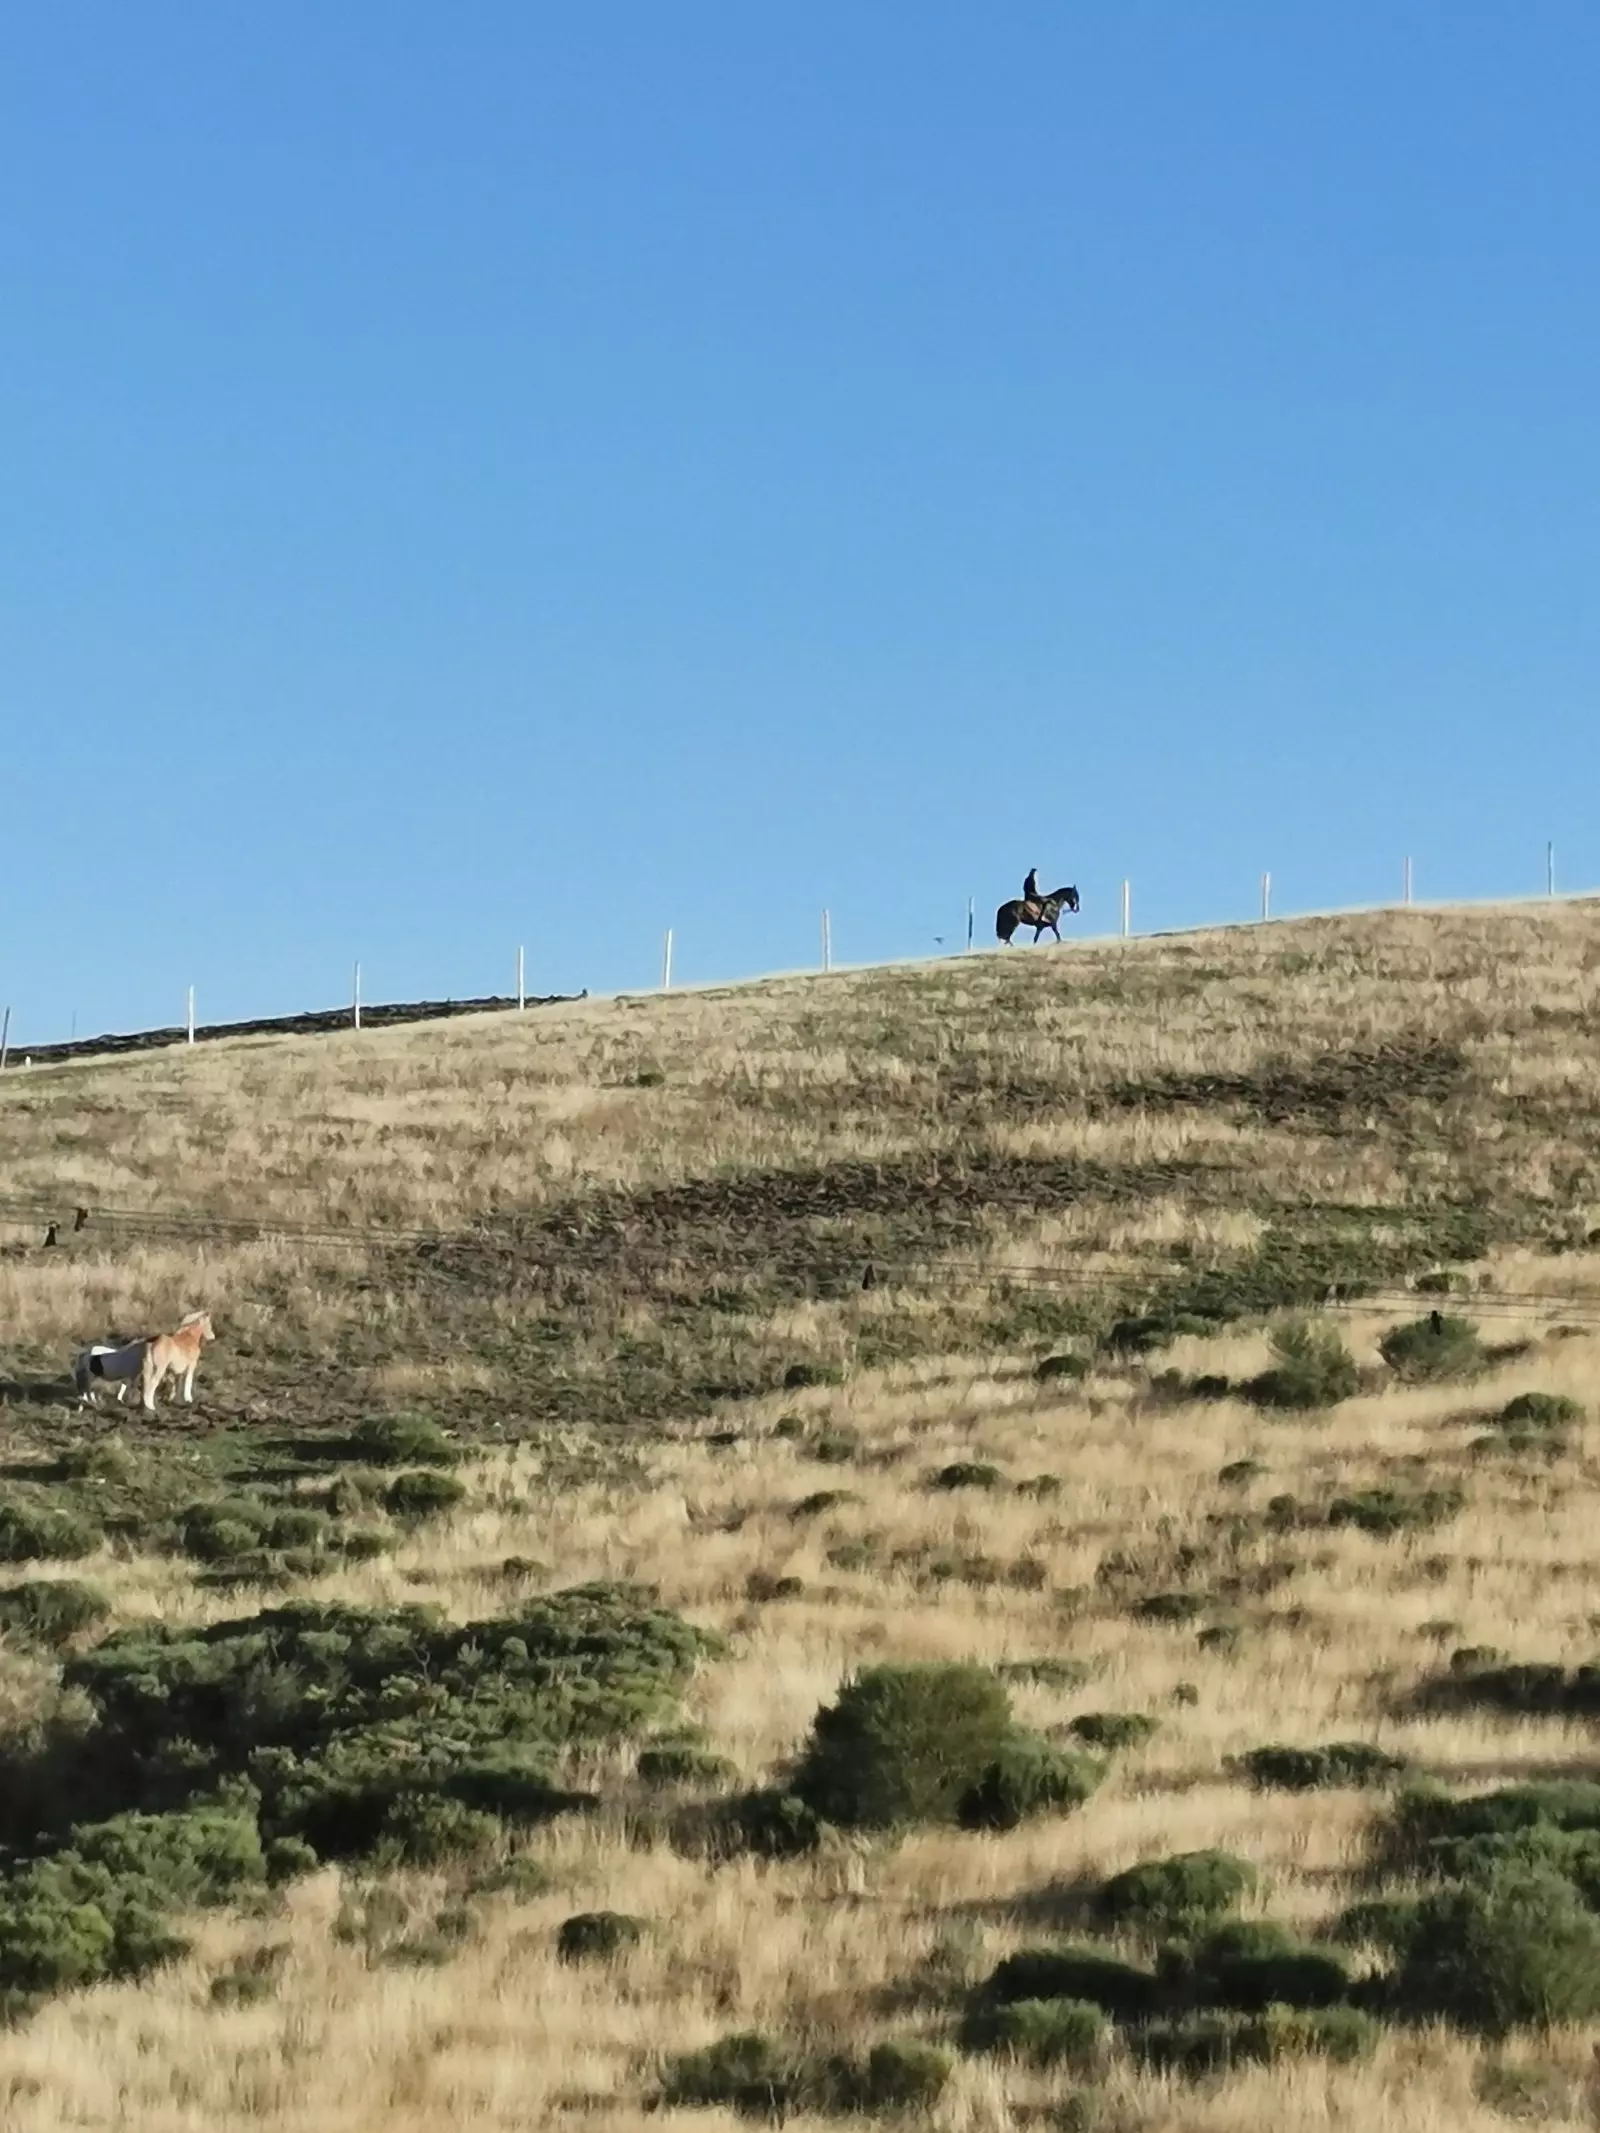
[
  {"xmin": 996, "ymin": 901, "xmax": 1020, "ymax": 944},
  {"xmin": 71, "ymin": 1349, "xmax": 91, "ymax": 1398}
]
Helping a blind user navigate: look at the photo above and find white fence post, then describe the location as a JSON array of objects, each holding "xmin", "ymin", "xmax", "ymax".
[
  {"xmin": 821, "ymin": 909, "xmax": 832, "ymax": 972},
  {"xmin": 353, "ymin": 961, "xmax": 362, "ymax": 1031},
  {"xmin": 1120, "ymin": 880, "xmax": 1131, "ymax": 938},
  {"xmin": 661, "ymin": 929, "xmax": 674, "ymax": 990},
  {"xmin": 517, "ymin": 945, "xmax": 526, "ymax": 1011},
  {"xmin": 0, "ymin": 1007, "xmax": 9, "ymax": 1072},
  {"xmin": 1261, "ymin": 872, "xmax": 1271, "ymax": 922},
  {"xmin": 1403, "ymin": 855, "xmax": 1413, "ymax": 906},
  {"xmin": 186, "ymin": 986, "xmax": 195, "ymax": 1045},
  {"xmin": 965, "ymin": 897, "xmax": 974, "ymax": 952},
  {"xmin": 1548, "ymin": 841, "xmax": 1556, "ymax": 898}
]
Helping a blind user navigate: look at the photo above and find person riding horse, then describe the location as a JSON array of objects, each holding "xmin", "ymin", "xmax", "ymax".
[{"xmin": 996, "ymin": 871, "xmax": 1080, "ymax": 944}]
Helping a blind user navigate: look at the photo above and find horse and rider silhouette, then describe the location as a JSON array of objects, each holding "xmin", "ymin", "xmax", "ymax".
[{"xmin": 996, "ymin": 867, "xmax": 1080, "ymax": 944}]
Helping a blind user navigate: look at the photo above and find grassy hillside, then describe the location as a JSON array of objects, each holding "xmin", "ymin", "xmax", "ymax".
[{"xmin": 3, "ymin": 905, "xmax": 1600, "ymax": 2129}]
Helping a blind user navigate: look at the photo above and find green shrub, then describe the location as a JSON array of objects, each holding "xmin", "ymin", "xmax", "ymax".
[
  {"xmin": 1036, "ymin": 1353, "xmax": 1089, "ymax": 1382},
  {"xmin": 1246, "ymin": 1317, "xmax": 1360, "ymax": 1411},
  {"xmin": 1498, "ymin": 1392, "xmax": 1581, "ymax": 1430},
  {"xmin": 810, "ymin": 1429, "xmax": 861, "ymax": 1465},
  {"xmin": 1231, "ymin": 1742, "xmax": 1409, "ymax": 1792},
  {"xmin": 1218, "ymin": 1459, "xmax": 1266, "ymax": 1487},
  {"xmin": 1327, "ymin": 1486, "xmax": 1464, "ymax": 1536},
  {"xmin": 716, "ymin": 1788, "xmax": 825, "ymax": 1860},
  {"xmin": 636, "ymin": 1744, "xmax": 737, "ymax": 1788},
  {"xmin": 556, "ymin": 1911, "xmax": 647, "ymax": 1962},
  {"xmin": 996, "ymin": 1657, "xmax": 1091, "ymax": 1692},
  {"xmin": 1067, "ymin": 1712, "xmax": 1158, "ymax": 1753},
  {"xmin": 1474, "ymin": 2059, "xmax": 1576, "ymax": 2121},
  {"xmin": 1182, "ymin": 1919, "xmax": 1349, "ymax": 2010},
  {"xmin": 1325, "ymin": 1896, "xmax": 1424, "ymax": 1956},
  {"xmin": 790, "ymin": 1488, "xmax": 861, "ymax": 1519},
  {"xmin": 931, "ymin": 1461, "xmax": 1005, "ymax": 1491},
  {"xmin": 660, "ymin": 2033, "xmax": 795, "ymax": 2116},
  {"xmin": 978, "ymin": 1946, "xmax": 1159, "ymax": 2022},
  {"xmin": 957, "ymin": 1733, "xmax": 1101, "ymax": 1831},
  {"xmin": 348, "ymin": 1414, "xmax": 457, "ymax": 1467},
  {"xmin": 209, "ymin": 1943, "xmax": 288, "ymax": 2008},
  {"xmin": 783, "ymin": 1361, "xmax": 842, "ymax": 1390},
  {"xmin": 369, "ymin": 1791, "xmax": 501, "ymax": 1869},
  {"xmin": 1131, "ymin": 2005, "xmax": 1377, "ymax": 2075},
  {"xmin": 1197, "ymin": 1622, "xmax": 1242, "ymax": 1655},
  {"xmin": 745, "ymin": 1570, "xmax": 804, "ymax": 1600},
  {"xmin": 1413, "ymin": 1655, "xmax": 1600, "ymax": 1722},
  {"xmin": 1379, "ymin": 1314, "xmax": 1485, "ymax": 1383},
  {"xmin": 963, "ymin": 1995, "xmax": 1106, "ymax": 2067},
  {"xmin": 0, "ymin": 1579, "xmax": 110, "ymax": 1646},
  {"xmin": 384, "ymin": 1470, "xmax": 467, "ymax": 1519},
  {"xmin": 790, "ymin": 1663, "xmax": 1015, "ymax": 1829},
  {"xmin": 1095, "ymin": 1851, "xmax": 1257, "ymax": 1938},
  {"xmin": 1389, "ymin": 1866, "xmax": 1600, "ymax": 2035},
  {"xmin": 1384, "ymin": 1780, "xmax": 1600, "ymax": 1868},
  {"xmin": 1134, "ymin": 1591, "xmax": 1205, "ymax": 1625},
  {"xmin": 0, "ymin": 1502, "xmax": 99, "ymax": 1563},
  {"xmin": 855, "ymin": 2040, "xmax": 952, "ymax": 2112}
]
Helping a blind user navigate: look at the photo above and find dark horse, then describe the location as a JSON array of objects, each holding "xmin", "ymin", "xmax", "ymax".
[{"xmin": 996, "ymin": 885, "xmax": 1080, "ymax": 944}]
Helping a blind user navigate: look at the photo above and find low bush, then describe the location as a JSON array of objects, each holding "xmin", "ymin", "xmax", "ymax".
[
  {"xmin": 962, "ymin": 1995, "xmax": 1107, "ymax": 2068},
  {"xmin": 957, "ymin": 1734, "xmax": 1101, "ymax": 1831},
  {"xmin": 636, "ymin": 1743, "xmax": 738, "ymax": 1788},
  {"xmin": 556, "ymin": 1911, "xmax": 647, "ymax": 1962},
  {"xmin": 348, "ymin": 1414, "xmax": 458, "ymax": 1467},
  {"xmin": 1036, "ymin": 1353, "xmax": 1089, "ymax": 1382},
  {"xmin": 790, "ymin": 1663, "xmax": 1014, "ymax": 1830},
  {"xmin": 930, "ymin": 1462, "xmax": 1005, "ymax": 1491},
  {"xmin": 978, "ymin": 1946, "xmax": 1159, "ymax": 2023},
  {"xmin": 783, "ymin": 1361, "xmax": 843, "ymax": 1390},
  {"xmin": 0, "ymin": 1579, "xmax": 110, "ymax": 1646},
  {"xmin": 1133, "ymin": 1591, "xmax": 1206, "ymax": 1625},
  {"xmin": 996, "ymin": 1657, "xmax": 1091, "ymax": 1692},
  {"xmin": 660, "ymin": 2032, "xmax": 794, "ymax": 2116},
  {"xmin": 1180, "ymin": 1920, "xmax": 1349, "ymax": 2011},
  {"xmin": 370, "ymin": 1792, "xmax": 500, "ymax": 1868},
  {"xmin": 1325, "ymin": 1896, "xmax": 1424, "ymax": 1957},
  {"xmin": 1067, "ymin": 1712, "xmax": 1158, "ymax": 1753},
  {"xmin": 384, "ymin": 1470, "xmax": 466, "ymax": 1519},
  {"xmin": 658, "ymin": 2033, "xmax": 948, "ymax": 2119},
  {"xmin": 1131, "ymin": 2005, "xmax": 1377, "ymax": 2075},
  {"xmin": 1379, "ymin": 1313, "xmax": 1485, "ymax": 1383},
  {"xmin": 1095, "ymin": 1851, "xmax": 1257, "ymax": 1939},
  {"xmin": 790, "ymin": 1489, "xmax": 861, "ymax": 1519},
  {"xmin": 1327, "ymin": 1486, "xmax": 1464, "ymax": 1537},
  {"xmin": 713, "ymin": 1788, "xmax": 825, "ymax": 1861},
  {"xmin": 0, "ymin": 1502, "xmax": 99, "ymax": 1563},
  {"xmin": 1218, "ymin": 1459, "xmax": 1266, "ymax": 1487},
  {"xmin": 1497, "ymin": 1392, "xmax": 1581, "ymax": 1430},
  {"xmin": 209, "ymin": 1943, "xmax": 288, "ymax": 2008},
  {"xmin": 852, "ymin": 2041, "xmax": 952, "ymax": 2113},
  {"xmin": 1246, "ymin": 1317, "xmax": 1359, "ymax": 1411},
  {"xmin": 1230, "ymin": 1741, "xmax": 1409, "ymax": 1792},
  {"xmin": 1413, "ymin": 1654, "xmax": 1600, "ymax": 1722},
  {"xmin": 1388, "ymin": 1866, "xmax": 1600, "ymax": 2035}
]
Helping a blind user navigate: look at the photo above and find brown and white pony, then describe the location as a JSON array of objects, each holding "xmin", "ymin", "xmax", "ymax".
[
  {"xmin": 141, "ymin": 1310, "xmax": 216, "ymax": 1412},
  {"xmin": 996, "ymin": 886, "xmax": 1080, "ymax": 944},
  {"xmin": 74, "ymin": 1311, "xmax": 215, "ymax": 1413}
]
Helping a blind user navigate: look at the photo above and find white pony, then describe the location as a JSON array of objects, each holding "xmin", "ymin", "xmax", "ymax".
[{"xmin": 72, "ymin": 1337, "xmax": 145, "ymax": 1408}]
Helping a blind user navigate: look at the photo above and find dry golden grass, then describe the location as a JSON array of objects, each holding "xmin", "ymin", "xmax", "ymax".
[{"xmin": 5, "ymin": 905, "xmax": 1600, "ymax": 2127}]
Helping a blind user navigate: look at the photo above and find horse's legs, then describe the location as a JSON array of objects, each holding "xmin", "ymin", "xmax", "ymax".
[{"xmin": 1048, "ymin": 920, "xmax": 1061, "ymax": 942}]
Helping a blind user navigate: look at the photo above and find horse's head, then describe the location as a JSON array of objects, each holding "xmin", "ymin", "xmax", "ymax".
[
  {"xmin": 1052, "ymin": 886, "xmax": 1080, "ymax": 914},
  {"xmin": 181, "ymin": 1310, "xmax": 216, "ymax": 1343}
]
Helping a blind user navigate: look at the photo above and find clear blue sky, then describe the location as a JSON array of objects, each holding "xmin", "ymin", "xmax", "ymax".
[{"xmin": 5, "ymin": 5, "xmax": 1598, "ymax": 1039}]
